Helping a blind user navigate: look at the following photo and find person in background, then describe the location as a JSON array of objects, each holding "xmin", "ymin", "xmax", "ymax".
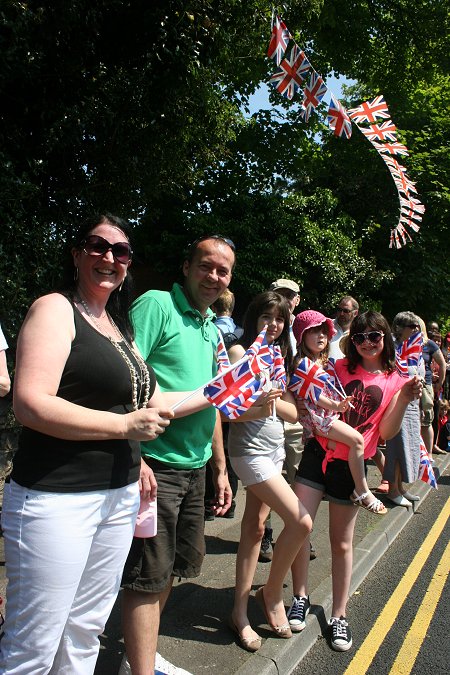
[
  {"xmin": 417, "ymin": 317, "xmax": 445, "ymax": 458},
  {"xmin": 442, "ymin": 332, "xmax": 450, "ymax": 401},
  {"xmin": 328, "ymin": 296, "xmax": 359, "ymax": 361},
  {"xmin": 204, "ymin": 289, "xmax": 242, "ymax": 520},
  {"xmin": 121, "ymin": 235, "xmax": 234, "ymax": 675},
  {"xmin": 0, "ymin": 214, "xmax": 174, "ymax": 674},
  {"xmin": 258, "ymin": 279, "xmax": 304, "ymax": 561},
  {"xmin": 384, "ymin": 312, "xmax": 423, "ymax": 507},
  {"xmin": 212, "ymin": 289, "xmax": 243, "ymax": 346},
  {"xmin": 0, "ymin": 322, "xmax": 11, "ymax": 397}
]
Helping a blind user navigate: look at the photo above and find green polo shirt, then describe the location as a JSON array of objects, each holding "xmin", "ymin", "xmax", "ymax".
[{"xmin": 131, "ymin": 283, "xmax": 218, "ymax": 469}]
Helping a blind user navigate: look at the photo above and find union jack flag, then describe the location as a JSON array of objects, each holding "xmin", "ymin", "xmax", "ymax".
[
  {"xmin": 395, "ymin": 354, "xmax": 409, "ymax": 377},
  {"xmin": 216, "ymin": 332, "xmax": 231, "ymax": 374},
  {"xmin": 399, "ymin": 217, "xmax": 420, "ymax": 233},
  {"xmin": 401, "ymin": 208, "xmax": 422, "ymax": 222},
  {"xmin": 396, "ymin": 331, "xmax": 423, "ymax": 369},
  {"xmin": 348, "ymin": 95, "xmax": 390, "ymax": 124},
  {"xmin": 271, "ymin": 345, "xmax": 287, "ymax": 391},
  {"xmin": 400, "ymin": 196, "xmax": 425, "ymax": 214},
  {"xmin": 267, "ymin": 15, "xmax": 291, "ymax": 66},
  {"xmin": 372, "ymin": 141, "xmax": 409, "ymax": 156},
  {"xmin": 327, "ymin": 94, "xmax": 352, "ymax": 139},
  {"xmin": 418, "ymin": 442, "xmax": 437, "ymax": 488},
  {"xmin": 288, "ymin": 357, "xmax": 330, "ymax": 404},
  {"xmin": 381, "ymin": 155, "xmax": 402, "ymax": 171},
  {"xmin": 300, "ymin": 72, "xmax": 327, "ymax": 122},
  {"xmin": 269, "ymin": 44, "xmax": 311, "ymax": 100},
  {"xmin": 393, "ymin": 172, "xmax": 418, "ymax": 195},
  {"xmin": 360, "ymin": 120, "xmax": 397, "ymax": 142},
  {"xmin": 204, "ymin": 328, "xmax": 271, "ymax": 419}
]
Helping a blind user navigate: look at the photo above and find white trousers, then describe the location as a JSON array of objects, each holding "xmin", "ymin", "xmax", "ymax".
[{"xmin": 0, "ymin": 480, "xmax": 140, "ymax": 675}]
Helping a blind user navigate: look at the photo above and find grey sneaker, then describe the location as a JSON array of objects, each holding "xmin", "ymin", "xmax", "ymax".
[
  {"xmin": 329, "ymin": 616, "xmax": 352, "ymax": 651},
  {"xmin": 258, "ymin": 527, "xmax": 273, "ymax": 562},
  {"xmin": 287, "ymin": 595, "xmax": 310, "ymax": 632}
]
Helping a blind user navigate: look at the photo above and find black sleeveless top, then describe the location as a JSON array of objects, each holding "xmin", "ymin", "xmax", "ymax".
[{"xmin": 11, "ymin": 303, "xmax": 156, "ymax": 492}]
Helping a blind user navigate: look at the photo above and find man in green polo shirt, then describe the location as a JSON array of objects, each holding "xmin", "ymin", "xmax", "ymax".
[{"xmin": 121, "ymin": 235, "xmax": 235, "ymax": 674}]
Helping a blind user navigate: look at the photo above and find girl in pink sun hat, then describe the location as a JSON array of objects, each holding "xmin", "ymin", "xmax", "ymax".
[{"xmin": 290, "ymin": 310, "xmax": 387, "ymax": 515}]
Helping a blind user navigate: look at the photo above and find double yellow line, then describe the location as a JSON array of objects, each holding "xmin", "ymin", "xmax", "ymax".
[{"xmin": 344, "ymin": 497, "xmax": 450, "ymax": 675}]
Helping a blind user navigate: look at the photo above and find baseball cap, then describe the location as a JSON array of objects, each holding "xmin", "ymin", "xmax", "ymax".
[
  {"xmin": 269, "ymin": 278, "xmax": 300, "ymax": 293},
  {"xmin": 293, "ymin": 310, "xmax": 336, "ymax": 345}
]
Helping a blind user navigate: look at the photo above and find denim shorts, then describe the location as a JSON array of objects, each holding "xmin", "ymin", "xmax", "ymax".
[
  {"xmin": 295, "ymin": 438, "xmax": 365, "ymax": 504},
  {"xmin": 122, "ymin": 457, "xmax": 206, "ymax": 593}
]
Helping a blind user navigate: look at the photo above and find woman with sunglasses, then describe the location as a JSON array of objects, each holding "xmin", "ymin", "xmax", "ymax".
[
  {"xmin": 289, "ymin": 311, "xmax": 422, "ymax": 652},
  {"xmin": 0, "ymin": 214, "xmax": 177, "ymax": 673}
]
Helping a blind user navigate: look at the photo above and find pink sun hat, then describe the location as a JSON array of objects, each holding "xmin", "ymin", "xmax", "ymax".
[{"xmin": 293, "ymin": 310, "xmax": 336, "ymax": 346}]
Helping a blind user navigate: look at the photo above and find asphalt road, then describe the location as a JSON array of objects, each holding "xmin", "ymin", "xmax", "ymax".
[{"xmin": 292, "ymin": 473, "xmax": 449, "ymax": 675}]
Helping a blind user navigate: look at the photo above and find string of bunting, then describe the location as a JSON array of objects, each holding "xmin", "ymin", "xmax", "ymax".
[{"xmin": 267, "ymin": 15, "xmax": 425, "ymax": 249}]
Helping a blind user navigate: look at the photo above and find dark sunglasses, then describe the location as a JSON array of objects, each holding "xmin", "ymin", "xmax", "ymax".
[
  {"xmin": 81, "ymin": 235, "xmax": 132, "ymax": 264},
  {"xmin": 336, "ymin": 307, "xmax": 353, "ymax": 314},
  {"xmin": 351, "ymin": 331, "xmax": 385, "ymax": 346},
  {"xmin": 405, "ymin": 324, "xmax": 420, "ymax": 330},
  {"xmin": 189, "ymin": 234, "xmax": 236, "ymax": 251}
]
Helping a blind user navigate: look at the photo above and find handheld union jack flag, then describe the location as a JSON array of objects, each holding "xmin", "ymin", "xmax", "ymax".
[
  {"xmin": 327, "ymin": 94, "xmax": 352, "ymax": 139},
  {"xmin": 396, "ymin": 331, "xmax": 423, "ymax": 369},
  {"xmin": 271, "ymin": 345, "xmax": 287, "ymax": 391},
  {"xmin": 300, "ymin": 72, "xmax": 327, "ymax": 122},
  {"xmin": 267, "ymin": 15, "xmax": 291, "ymax": 66},
  {"xmin": 216, "ymin": 332, "xmax": 231, "ymax": 374},
  {"xmin": 348, "ymin": 95, "xmax": 390, "ymax": 124},
  {"xmin": 360, "ymin": 120, "xmax": 397, "ymax": 142},
  {"xmin": 288, "ymin": 357, "xmax": 330, "ymax": 404},
  {"xmin": 372, "ymin": 141, "xmax": 409, "ymax": 156},
  {"xmin": 269, "ymin": 44, "xmax": 311, "ymax": 100},
  {"xmin": 204, "ymin": 328, "xmax": 271, "ymax": 419},
  {"xmin": 419, "ymin": 442, "xmax": 437, "ymax": 488}
]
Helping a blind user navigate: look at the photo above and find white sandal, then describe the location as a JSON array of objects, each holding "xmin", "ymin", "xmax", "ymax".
[{"xmin": 350, "ymin": 490, "xmax": 387, "ymax": 515}]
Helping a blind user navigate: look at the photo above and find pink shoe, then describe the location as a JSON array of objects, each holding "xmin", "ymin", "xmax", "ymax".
[{"xmin": 375, "ymin": 480, "xmax": 389, "ymax": 494}]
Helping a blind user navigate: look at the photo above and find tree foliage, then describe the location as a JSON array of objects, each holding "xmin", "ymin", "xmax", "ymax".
[{"xmin": 0, "ymin": 0, "xmax": 448, "ymax": 347}]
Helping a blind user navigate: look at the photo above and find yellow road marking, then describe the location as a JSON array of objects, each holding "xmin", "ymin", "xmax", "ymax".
[
  {"xmin": 390, "ymin": 538, "xmax": 450, "ymax": 674},
  {"xmin": 344, "ymin": 497, "xmax": 450, "ymax": 675}
]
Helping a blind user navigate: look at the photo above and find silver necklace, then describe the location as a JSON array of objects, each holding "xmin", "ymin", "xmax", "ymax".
[{"xmin": 77, "ymin": 296, "xmax": 151, "ymax": 411}]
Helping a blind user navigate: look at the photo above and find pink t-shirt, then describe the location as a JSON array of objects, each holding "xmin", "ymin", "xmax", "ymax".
[{"xmin": 317, "ymin": 359, "xmax": 404, "ymax": 462}]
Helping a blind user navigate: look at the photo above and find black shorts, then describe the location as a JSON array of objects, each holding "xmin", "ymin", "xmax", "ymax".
[
  {"xmin": 122, "ymin": 457, "xmax": 206, "ymax": 594},
  {"xmin": 295, "ymin": 438, "xmax": 366, "ymax": 504}
]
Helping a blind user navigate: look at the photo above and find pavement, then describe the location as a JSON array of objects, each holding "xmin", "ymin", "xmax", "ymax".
[{"xmin": 1, "ymin": 452, "xmax": 449, "ymax": 675}]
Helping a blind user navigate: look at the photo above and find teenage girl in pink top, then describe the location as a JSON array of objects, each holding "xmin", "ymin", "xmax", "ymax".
[{"xmin": 287, "ymin": 311, "xmax": 422, "ymax": 652}]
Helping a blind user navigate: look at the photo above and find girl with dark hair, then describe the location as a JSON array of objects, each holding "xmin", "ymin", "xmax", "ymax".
[
  {"xmin": 288, "ymin": 311, "xmax": 422, "ymax": 652},
  {"xmin": 0, "ymin": 214, "xmax": 175, "ymax": 673},
  {"xmin": 227, "ymin": 292, "xmax": 312, "ymax": 652}
]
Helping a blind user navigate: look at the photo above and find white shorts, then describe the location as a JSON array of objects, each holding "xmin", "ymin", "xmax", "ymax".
[{"xmin": 229, "ymin": 445, "xmax": 285, "ymax": 487}]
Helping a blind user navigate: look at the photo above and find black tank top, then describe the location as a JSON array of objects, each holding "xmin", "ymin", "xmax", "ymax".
[{"xmin": 11, "ymin": 303, "xmax": 156, "ymax": 492}]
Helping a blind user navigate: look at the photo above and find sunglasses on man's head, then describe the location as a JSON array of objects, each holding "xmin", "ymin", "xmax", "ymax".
[
  {"xmin": 81, "ymin": 235, "xmax": 133, "ymax": 264},
  {"xmin": 351, "ymin": 331, "xmax": 384, "ymax": 346},
  {"xmin": 189, "ymin": 234, "xmax": 236, "ymax": 251}
]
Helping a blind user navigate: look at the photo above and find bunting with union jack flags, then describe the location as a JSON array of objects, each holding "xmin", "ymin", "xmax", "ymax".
[
  {"xmin": 267, "ymin": 15, "xmax": 291, "ymax": 66},
  {"xmin": 269, "ymin": 45, "xmax": 311, "ymax": 100},
  {"xmin": 288, "ymin": 357, "xmax": 330, "ymax": 404},
  {"xmin": 348, "ymin": 95, "xmax": 390, "ymax": 124},
  {"xmin": 327, "ymin": 94, "xmax": 352, "ymax": 139},
  {"xmin": 300, "ymin": 72, "xmax": 327, "ymax": 122}
]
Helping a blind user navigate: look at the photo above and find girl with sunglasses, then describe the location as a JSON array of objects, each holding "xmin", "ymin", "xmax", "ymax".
[
  {"xmin": 290, "ymin": 310, "xmax": 387, "ymax": 515},
  {"xmin": 288, "ymin": 311, "xmax": 422, "ymax": 652}
]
